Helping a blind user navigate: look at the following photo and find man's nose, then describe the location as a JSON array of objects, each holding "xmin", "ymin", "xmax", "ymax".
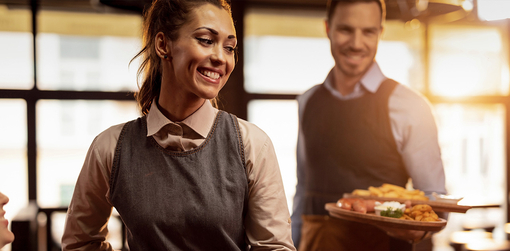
[{"xmin": 350, "ymin": 30, "xmax": 363, "ymax": 49}]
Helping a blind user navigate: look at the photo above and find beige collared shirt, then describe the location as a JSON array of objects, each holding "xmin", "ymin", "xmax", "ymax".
[{"xmin": 62, "ymin": 100, "xmax": 296, "ymax": 251}]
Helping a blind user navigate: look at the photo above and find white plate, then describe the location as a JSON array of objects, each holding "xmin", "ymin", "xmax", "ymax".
[{"xmin": 432, "ymin": 192, "xmax": 463, "ymax": 204}]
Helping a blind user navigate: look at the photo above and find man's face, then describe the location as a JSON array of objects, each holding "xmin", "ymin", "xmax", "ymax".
[{"xmin": 326, "ymin": 2, "xmax": 382, "ymax": 79}]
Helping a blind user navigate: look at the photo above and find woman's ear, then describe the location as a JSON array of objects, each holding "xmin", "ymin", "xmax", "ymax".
[{"xmin": 155, "ymin": 32, "xmax": 170, "ymax": 60}]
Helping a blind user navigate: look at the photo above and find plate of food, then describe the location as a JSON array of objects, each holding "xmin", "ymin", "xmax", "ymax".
[
  {"xmin": 326, "ymin": 199, "xmax": 448, "ymax": 242},
  {"xmin": 343, "ymin": 183, "xmax": 472, "ymax": 213},
  {"xmin": 327, "ymin": 199, "xmax": 447, "ymax": 231},
  {"xmin": 325, "ymin": 198, "xmax": 447, "ymax": 243}
]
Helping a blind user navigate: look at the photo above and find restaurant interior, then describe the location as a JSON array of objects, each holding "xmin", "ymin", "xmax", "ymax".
[{"xmin": 0, "ymin": 0, "xmax": 509, "ymax": 250}]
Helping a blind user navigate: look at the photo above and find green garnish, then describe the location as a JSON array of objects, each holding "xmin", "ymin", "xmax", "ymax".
[{"xmin": 380, "ymin": 207, "xmax": 403, "ymax": 218}]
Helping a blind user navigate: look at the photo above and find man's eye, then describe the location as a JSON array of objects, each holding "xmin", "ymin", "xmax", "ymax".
[
  {"xmin": 365, "ymin": 30, "xmax": 377, "ymax": 35},
  {"xmin": 196, "ymin": 37, "xmax": 213, "ymax": 44},
  {"xmin": 338, "ymin": 28, "xmax": 352, "ymax": 34}
]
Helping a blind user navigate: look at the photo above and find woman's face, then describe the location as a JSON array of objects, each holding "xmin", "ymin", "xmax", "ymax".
[
  {"xmin": 165, "ymin": 3, "xmax": 236, "ymax": 103},
  {"xmin": 0, "ymin": 192, "xmax": 14, "ymax": 248}
]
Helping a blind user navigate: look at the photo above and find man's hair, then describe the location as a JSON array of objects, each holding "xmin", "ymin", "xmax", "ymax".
[{"xmin": 326, "ymin": 0, "xmax": 386, "ymax": 23}]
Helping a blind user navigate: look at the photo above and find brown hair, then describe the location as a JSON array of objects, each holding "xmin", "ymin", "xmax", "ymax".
[
  {"xmin": 132, "ymin": 0, "xmax": 232, "ymax": 115},
  {"xmin": 326, "ymin": 0, "xmax": 385, "ymax": 23}
]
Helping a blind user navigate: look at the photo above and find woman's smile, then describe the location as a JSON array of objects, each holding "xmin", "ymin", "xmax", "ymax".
[{"xmin": 198, "ymin": 68, "xmax": 222, "ymax": 81}]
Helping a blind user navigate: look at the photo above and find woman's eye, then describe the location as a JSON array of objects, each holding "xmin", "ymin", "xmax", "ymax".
[
  {"xmin": 225, "ymin": 46, "xmax": 236, "ymax": 53},
  {"xmin": 196, "ymin": 37, "xmax": 213, "ymax": 45}
]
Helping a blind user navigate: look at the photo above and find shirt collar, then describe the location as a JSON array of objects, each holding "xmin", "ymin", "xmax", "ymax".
[
  {"xmin": 146, "ymin": 99, "xmax": 217, "ymax": 138},
  {"xmin": 324, "ymin": 61, "xmax": 386, "ymax": 96},
  {"xmin": 360, "ymin": 61, "xmax": 386, "ymax": 93}
]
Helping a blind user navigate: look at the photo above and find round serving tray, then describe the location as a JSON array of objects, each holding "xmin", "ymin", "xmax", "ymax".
[{"xmin": 325, "ymin": 203, "xmax": 447, "ymax": 232}]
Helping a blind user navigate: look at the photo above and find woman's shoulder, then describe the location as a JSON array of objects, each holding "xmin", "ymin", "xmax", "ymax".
[
  {"xmin": 233, "ymin": 117, "xmax": 280, "ymax": 177},
  {"xmin": 234, "ymin": 117, "xmax": 273, "ymax": 156},
  {"xmin": 90, "ymin": 122, "xmax": 127, "ymax": 156},
  {"xmin": 77, "ymin": 122, "xmax": 129, "ymax": 181},
  {"xmin": 235, "ymin": 117, "xmax": 270, "ymax": 143}
]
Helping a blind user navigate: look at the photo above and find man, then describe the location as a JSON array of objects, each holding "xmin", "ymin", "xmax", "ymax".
[{"xmin": 290, "ymin": 0, "xmax": 447, "ymax": 250}]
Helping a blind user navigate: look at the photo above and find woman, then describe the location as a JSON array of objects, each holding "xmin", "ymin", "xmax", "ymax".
[
  {"xmin": 0, "ymin": 192, "xmax": 15, "ymax": 249},
  {"xmin": 61, "ymin": 0, "xmax": 295, "ymax": 250}
]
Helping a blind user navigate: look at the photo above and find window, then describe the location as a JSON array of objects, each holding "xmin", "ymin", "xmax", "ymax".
[
  {"xmin": 428, "ymin": 22, "xmax": 509, "ymax": 247},
  {"xmin": 36, "ymin": 10, "xmax": 142, "ymax": 91},
  {"xmin": 429, "ymin": 24, "xmax": 509, "ymax": 96},
  {"xmin": 0, "ymin": 100, "xmax": 28, "ymax": 251},
  {"xmin": 0, "ymin": 4, "xmax": 142, "ymax": 250},
  {"xmin": 0, "ymin": 5, "xmax": 33, "ymax": 89},
  {"xmin": 244, "ymin": 7, "xmax": 329, "ymax": 211},
  {"xmin": 37, "ymin": 100, "xmax": 139, "ymax": 208},
  {"xmin": 0, "ymin": 5, "xmax": 32, "ymax": 251}
]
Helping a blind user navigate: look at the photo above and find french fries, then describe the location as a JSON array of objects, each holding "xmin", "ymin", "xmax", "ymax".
[
  {"xmin": 352, "ymin": 183, "xmax": 429, "ymax": 201},
  {"xmin": 400, "ymin": 204, "xmax": 440, "ymax": 222}
]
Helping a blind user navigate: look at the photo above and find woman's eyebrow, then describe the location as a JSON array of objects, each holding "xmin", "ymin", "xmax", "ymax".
[{"xmin": 195, "ymin": 27, "xmax": 236, "ymax": 40}]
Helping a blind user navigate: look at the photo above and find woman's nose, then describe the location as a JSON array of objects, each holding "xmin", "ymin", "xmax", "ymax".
[{"xmin": 211, "ymin": 46, "xmax": 226, "ymax": 65}]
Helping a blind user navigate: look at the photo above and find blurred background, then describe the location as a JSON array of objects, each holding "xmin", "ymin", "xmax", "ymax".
[{"xmin": 0, "ymin": 0, "xmax": 509, "ymax": 250}]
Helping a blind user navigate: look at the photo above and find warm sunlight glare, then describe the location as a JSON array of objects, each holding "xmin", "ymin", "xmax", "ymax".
[
  {"xmin": 433, "ymin": 55, "xmax": 483, "ymax": 97},
  {"xmin": 478, "ymin": 0, "xmax": 510, "ymax": 21},
  {"xmin": 462, "ymin": 0, "xmax": 474, "ymax": 12},
  {"xmin": 430, "ymin": 25, "xmax": 508, "ymax": 97}
]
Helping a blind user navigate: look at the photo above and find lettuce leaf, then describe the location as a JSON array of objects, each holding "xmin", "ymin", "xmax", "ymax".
[{"xmin": 380, "ymin": 207, "xmax": 403, "ymax": 218}]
